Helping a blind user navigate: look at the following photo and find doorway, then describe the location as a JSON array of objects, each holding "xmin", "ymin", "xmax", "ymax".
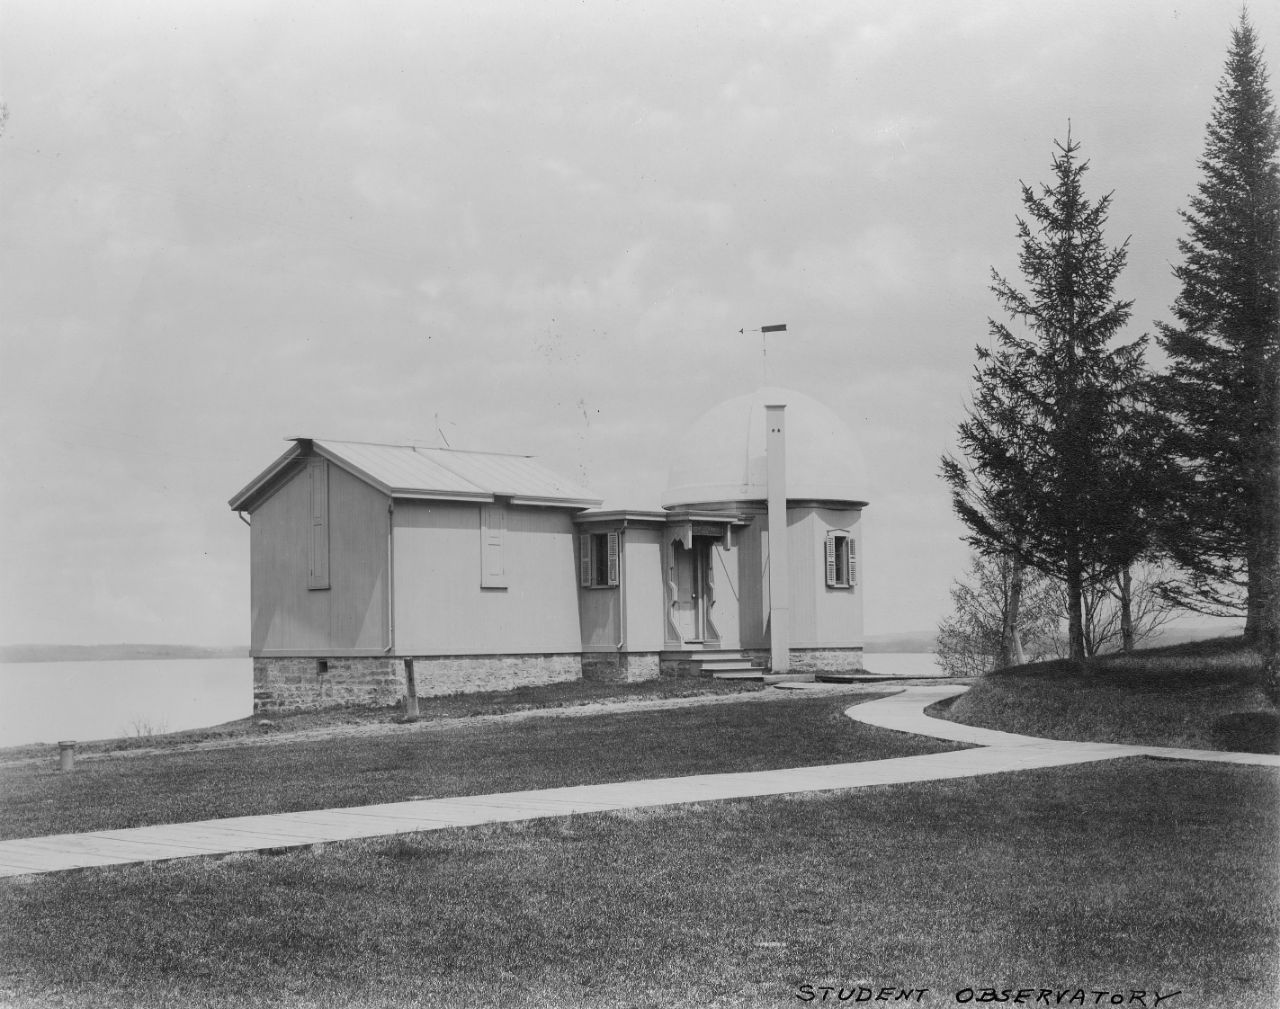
[{"xmin": 672, "ymin": 538, "xmax": 715, "ymax": 644}]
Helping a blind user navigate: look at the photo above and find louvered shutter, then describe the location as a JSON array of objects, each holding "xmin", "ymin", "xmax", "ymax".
[
  {"xmin": 848, "ymin": 537, "xmax": 857, "ymax": 587},
  {"xmin": 480, "ymin": 505, "xmax": 507, "ymax": 588},
  {"xmin": 825, "ymin": 535, "xmax": 837, "ymax": 587},
  {"xmin": 606, "ymin": 531, "xmax": 620, "ymax": 587},
  {"xmin": 580, "ymin": 534, "xmax": 592, "ymax": 587},
  {"xmin": 308, "ymin": 459, "xmax": 330, "ymax": 590}
]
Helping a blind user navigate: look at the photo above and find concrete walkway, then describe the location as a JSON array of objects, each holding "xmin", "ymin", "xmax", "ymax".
[
  {"xmin": 852, "ymin": 684, "xmax": 1280, "ymax": 764},
  {"xmin": 2, "ymin": 685, "xmax": 1275, "ymax": 878}
]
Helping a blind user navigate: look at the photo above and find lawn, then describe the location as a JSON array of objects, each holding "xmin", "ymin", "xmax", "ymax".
[
  {"xmin": 937, "ymin": 636, "xmax": 1278, "ymax": 752},
  {"xmin": 1, "ymin": 758, "xmax": 1274, "ymax": 1008},
  {"xmin": 0, "ymin": 675, "xmax": 769, "ymax": 763},
  {"xmin": 0, "ymin": 692, "xmax": 966, "ymax": 840}
]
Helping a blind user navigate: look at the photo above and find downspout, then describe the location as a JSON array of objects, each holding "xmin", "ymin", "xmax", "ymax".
[
  {"xmin": 385, "ymin": 497, "xmax": 395, "ymax": 655},
  {"xmin": 617, "ymin": 525, "xmax": 627, "ymax": 657},
  {"xmin": 237, "ymin": 511, "xmax": 250, "ymax": 527}
]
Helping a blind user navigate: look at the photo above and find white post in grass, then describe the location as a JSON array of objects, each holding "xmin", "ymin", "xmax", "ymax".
[{"xmin": 766, "ymin": 404, "xmax": 790, "ymax": 674}]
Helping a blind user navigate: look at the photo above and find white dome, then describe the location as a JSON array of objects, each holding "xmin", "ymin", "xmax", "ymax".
[{"xmin": 661, "ymin": 387, "xmax": 868, "ymax": 509}]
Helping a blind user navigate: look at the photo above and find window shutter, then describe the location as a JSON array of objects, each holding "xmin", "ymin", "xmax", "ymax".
[
  {"xmin": 308, "ymin": 459, "xmax": 330, "ymax": 590},
  {"xmin": 480, "ymin": 505, "xmax": 507, "ymax": 588},
  {"xmin": 825, "ymin": 535, "xmax": 837, "ymax": 587},
  {"xmin": 606, "ymin": 531, "xmax": 620, "ymax": 587},
  {"xmin": 580, "ymin": 534, "xmax": 592, "ymax": 587},
  {"xmin": 848, "ymin": 537, "xmax": 857, "ymax": 587}
]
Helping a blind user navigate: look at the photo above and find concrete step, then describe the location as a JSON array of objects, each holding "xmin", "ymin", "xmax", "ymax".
[
  {"xmin": 763, "ymin": 673, "xmax": 817, "ymax": 685},
  {"xmin": 711, "ymin": 669, "xmax": 766, "ymax": 680},
  {"xmin": 661, "ymin": 649, "xmax": 770, "ymax": 679},
  {"xmin": 701, "ymin": 659, "xmax": 765, "ymax": 672}
]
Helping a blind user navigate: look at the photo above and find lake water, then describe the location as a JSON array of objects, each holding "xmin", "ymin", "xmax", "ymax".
[
  {"xmin": 862, "ymin": 651, "xmax": 945, "ymax": 678},
  {"xmin": 0, "ymin": 651, "xmax": 944, "ymax": 749},
  {"xmin": 0, "ymin": 658, "xmax": 253, "ymax": 748}
]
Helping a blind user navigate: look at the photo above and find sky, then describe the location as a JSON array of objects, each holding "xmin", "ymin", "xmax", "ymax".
[{"xmin": 1, "ymin": 0, "xmax": 1274, "ymax": 646}]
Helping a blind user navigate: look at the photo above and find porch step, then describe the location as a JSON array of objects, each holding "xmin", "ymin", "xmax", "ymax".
[
  {"xmin": 702, "ymin": 659, "xmax": 760, "ymax": 673},
  {"xmin": 664, "ymin": 650, "xmax": 769, "ymax": 679}
]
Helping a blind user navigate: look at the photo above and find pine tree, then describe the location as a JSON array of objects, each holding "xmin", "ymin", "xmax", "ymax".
[
  {"xmin": 941, "ymin": 346, "xmax": 1041, "ymax": 668},
  {"xmin": 972, "ymin": 133, "xmax": 1148, "ymax": 662},
  {"xmin": 1155, "ymin": 12, "xmax": 1280, "ymax": 654}
]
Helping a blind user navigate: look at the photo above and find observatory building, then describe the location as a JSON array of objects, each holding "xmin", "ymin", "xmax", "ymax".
[{"xmin": 229, "ymin": 387, "xmax": 869, "ymax": 711}]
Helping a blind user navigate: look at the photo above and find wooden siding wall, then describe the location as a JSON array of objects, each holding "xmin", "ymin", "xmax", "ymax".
[
  {"xmin": 393, "ymin": 501, "xmax": 582, "ymax": 655},
  {"xmin": 622, "ymin": 530, "xmax": 666, "ymax": 651},
  {"xmin": 251, "ymin": 462, "xmax": 390, "ymax": 654},
  {"xmin": 736, "ymin": 508, "xmax": 863, "ymax": 650},
  {"xmin": 578, "ymin": 543, "xmax": 619, "ymax": 650},
  {"xmin": 735, "ymin": 518, "xmax": 769, "ymax": 649},
  {"xmin": 787, "ymin": 506, "xmax": 863, "ymax": 647},
  {"xmin": 708, "ymin": 537, "xmax": 742, "ymax": 649}
]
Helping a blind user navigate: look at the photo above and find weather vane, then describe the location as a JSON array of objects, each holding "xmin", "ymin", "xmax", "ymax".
[{"xmin": 739, "ymin": 323, "xmax": 787, "ymax": 383}]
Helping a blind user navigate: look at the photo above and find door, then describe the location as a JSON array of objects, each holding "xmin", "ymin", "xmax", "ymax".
[{"xmin": 672, "ymin": 539, "xmax": 713, "ymax": 643}]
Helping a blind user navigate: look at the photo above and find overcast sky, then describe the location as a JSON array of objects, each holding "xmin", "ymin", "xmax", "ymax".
[{"xmin": 1, "ymin": 0, "xmax": 1274, "ymax": 646}]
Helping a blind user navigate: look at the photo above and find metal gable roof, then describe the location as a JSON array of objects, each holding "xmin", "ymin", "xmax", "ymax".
[
  {"xmin": 409, "ymin": 446, "xmax": 598, "ymax": 506},
  {"xmin": 229, "ymin": 438, "xmax": 601, "ymax": 511},
  {"xmin": 314, "ymin": 441, "xmax": 489, "ymax": 500}
]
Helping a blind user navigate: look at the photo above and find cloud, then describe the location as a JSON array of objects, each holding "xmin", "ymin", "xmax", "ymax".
[{"xmin": 2, "ymin": 0, "xmax": 1276, "ymax": 643}]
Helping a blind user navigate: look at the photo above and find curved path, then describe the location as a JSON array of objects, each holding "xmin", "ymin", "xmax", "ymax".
[
  {"xmin": 850, "ymin": 684, "xmax": 1280, "ymax": 764},
  {"xmin": 1, "ymin": 686, "xmax": 1275, "ymax": 878}
]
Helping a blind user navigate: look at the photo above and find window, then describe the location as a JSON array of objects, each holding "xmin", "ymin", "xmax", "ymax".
[
  {"xmin": 580, "ymin": 531, "xmax": 619, "ymax": 588},
  {"xmin": 480, "ymin": 505, "xmax": 507, "ymax": 589},
  {"xmin": 825, "ymin": 532, "xmax": 855, "ymax": 589}
]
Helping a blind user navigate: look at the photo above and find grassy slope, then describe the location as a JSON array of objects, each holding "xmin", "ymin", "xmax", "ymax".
[
  {"xmin": 0, "ymin": 676, "xmax": 768, "ymax": 762},
  {"xmin": 937, "ymin": 636, "xmax": 1278, "ymax": 752},
  {"xmin": 0, "ymin": 693, "xmax": 966, "ymax": 840},
  {"xmin": 1, "ymin": 758, "xmax": 1274, "ymax": 1009}
]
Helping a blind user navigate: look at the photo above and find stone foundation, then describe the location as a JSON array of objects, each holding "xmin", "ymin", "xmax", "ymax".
[
  {"xmin": 253, "ymin": 653, "xmax": 582, "ymax": 713},
  {"xmin": 253, "ymin": 656, "xmax": 403, "ymax": 712},
  {"xmin": 406, "ymin": 653, "xmax": 581, "ymax": 698},
  {"xmin": 788, "ymin": 647, "xmax": 865, "ymax": 673},
  {"xmin": 581, "ymin": 652, "xmax": 661, "ymax": 683},
  {"xmin": 250, "ymin": 647, "xmax": 862, "ymax": 712}
]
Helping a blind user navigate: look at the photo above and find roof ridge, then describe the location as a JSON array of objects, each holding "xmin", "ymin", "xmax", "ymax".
[
  {"xmin": 308, "ymin": 437, "xmax": 532, "ymax": 458},
  {"xmin": 411, "ymin": 444, "xmax": 533, "ymax": 459}
]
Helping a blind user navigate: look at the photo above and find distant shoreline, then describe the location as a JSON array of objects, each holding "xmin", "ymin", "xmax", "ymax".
[
  {"xmin": 0, "ymin": 622, "xmax": 1241, "ymax": 663},
  {"xmin": 0, "ymin": 644, "xmax": 249, "ymax": 664}
]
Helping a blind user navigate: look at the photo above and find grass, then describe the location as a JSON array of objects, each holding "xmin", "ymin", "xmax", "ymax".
[
  {"xmin": 0, "ymin": 692, "xmax": 967, "ymax": 840},
  {"xmin": 1, "ymin": 758, "xmax": 1274, "ymax": 1008},
  {"xmin": 936, "ymin": 635, "xmax": 1278, "ymax": 752},
  {"xmin": 0, "ymin": 675, "xmax": 767, "ymax": 762}
]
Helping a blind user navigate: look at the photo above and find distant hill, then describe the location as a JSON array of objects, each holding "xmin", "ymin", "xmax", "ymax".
[
  {"xmin": 865, "ymin": 631, "xmax": 937, "ymax": 653},
  {"xmin": 0, "ymin": 643, "xmax": 250, "ymax": 663},
  {"xmin": 863, "ymin": 622, "xmax": 1245, "ymax": 655},
  {"xmin": 1144, "ymin": 622, "xmax": 1245, "ymax": 647}
]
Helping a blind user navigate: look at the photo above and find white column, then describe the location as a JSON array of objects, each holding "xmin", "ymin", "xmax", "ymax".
[{"xmin": 766, "ymin": 404, "xmax": 790, "ymax": 673}]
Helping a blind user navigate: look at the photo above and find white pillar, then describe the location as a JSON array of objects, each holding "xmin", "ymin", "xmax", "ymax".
[{"xmin": 766, "ymin": 404, "xmax": 790, "ymax": 673}]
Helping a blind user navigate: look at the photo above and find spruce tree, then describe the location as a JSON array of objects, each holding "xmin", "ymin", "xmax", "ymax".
[
  {"xmin": 963, "ymin": 133, "xmax": 1148, "ymax": 662},
  {"xmin": 1155, "ymin": 12, "xmax": 1280, "ymax": 651},
  {"xmin": 941, "ymin": 346, "xmax": 1041, "ymax": 668}
]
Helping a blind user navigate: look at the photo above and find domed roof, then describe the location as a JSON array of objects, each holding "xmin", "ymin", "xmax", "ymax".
[{"xmin": 661, "ymin": 386, "xmax": 868, "ymax": 509}]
